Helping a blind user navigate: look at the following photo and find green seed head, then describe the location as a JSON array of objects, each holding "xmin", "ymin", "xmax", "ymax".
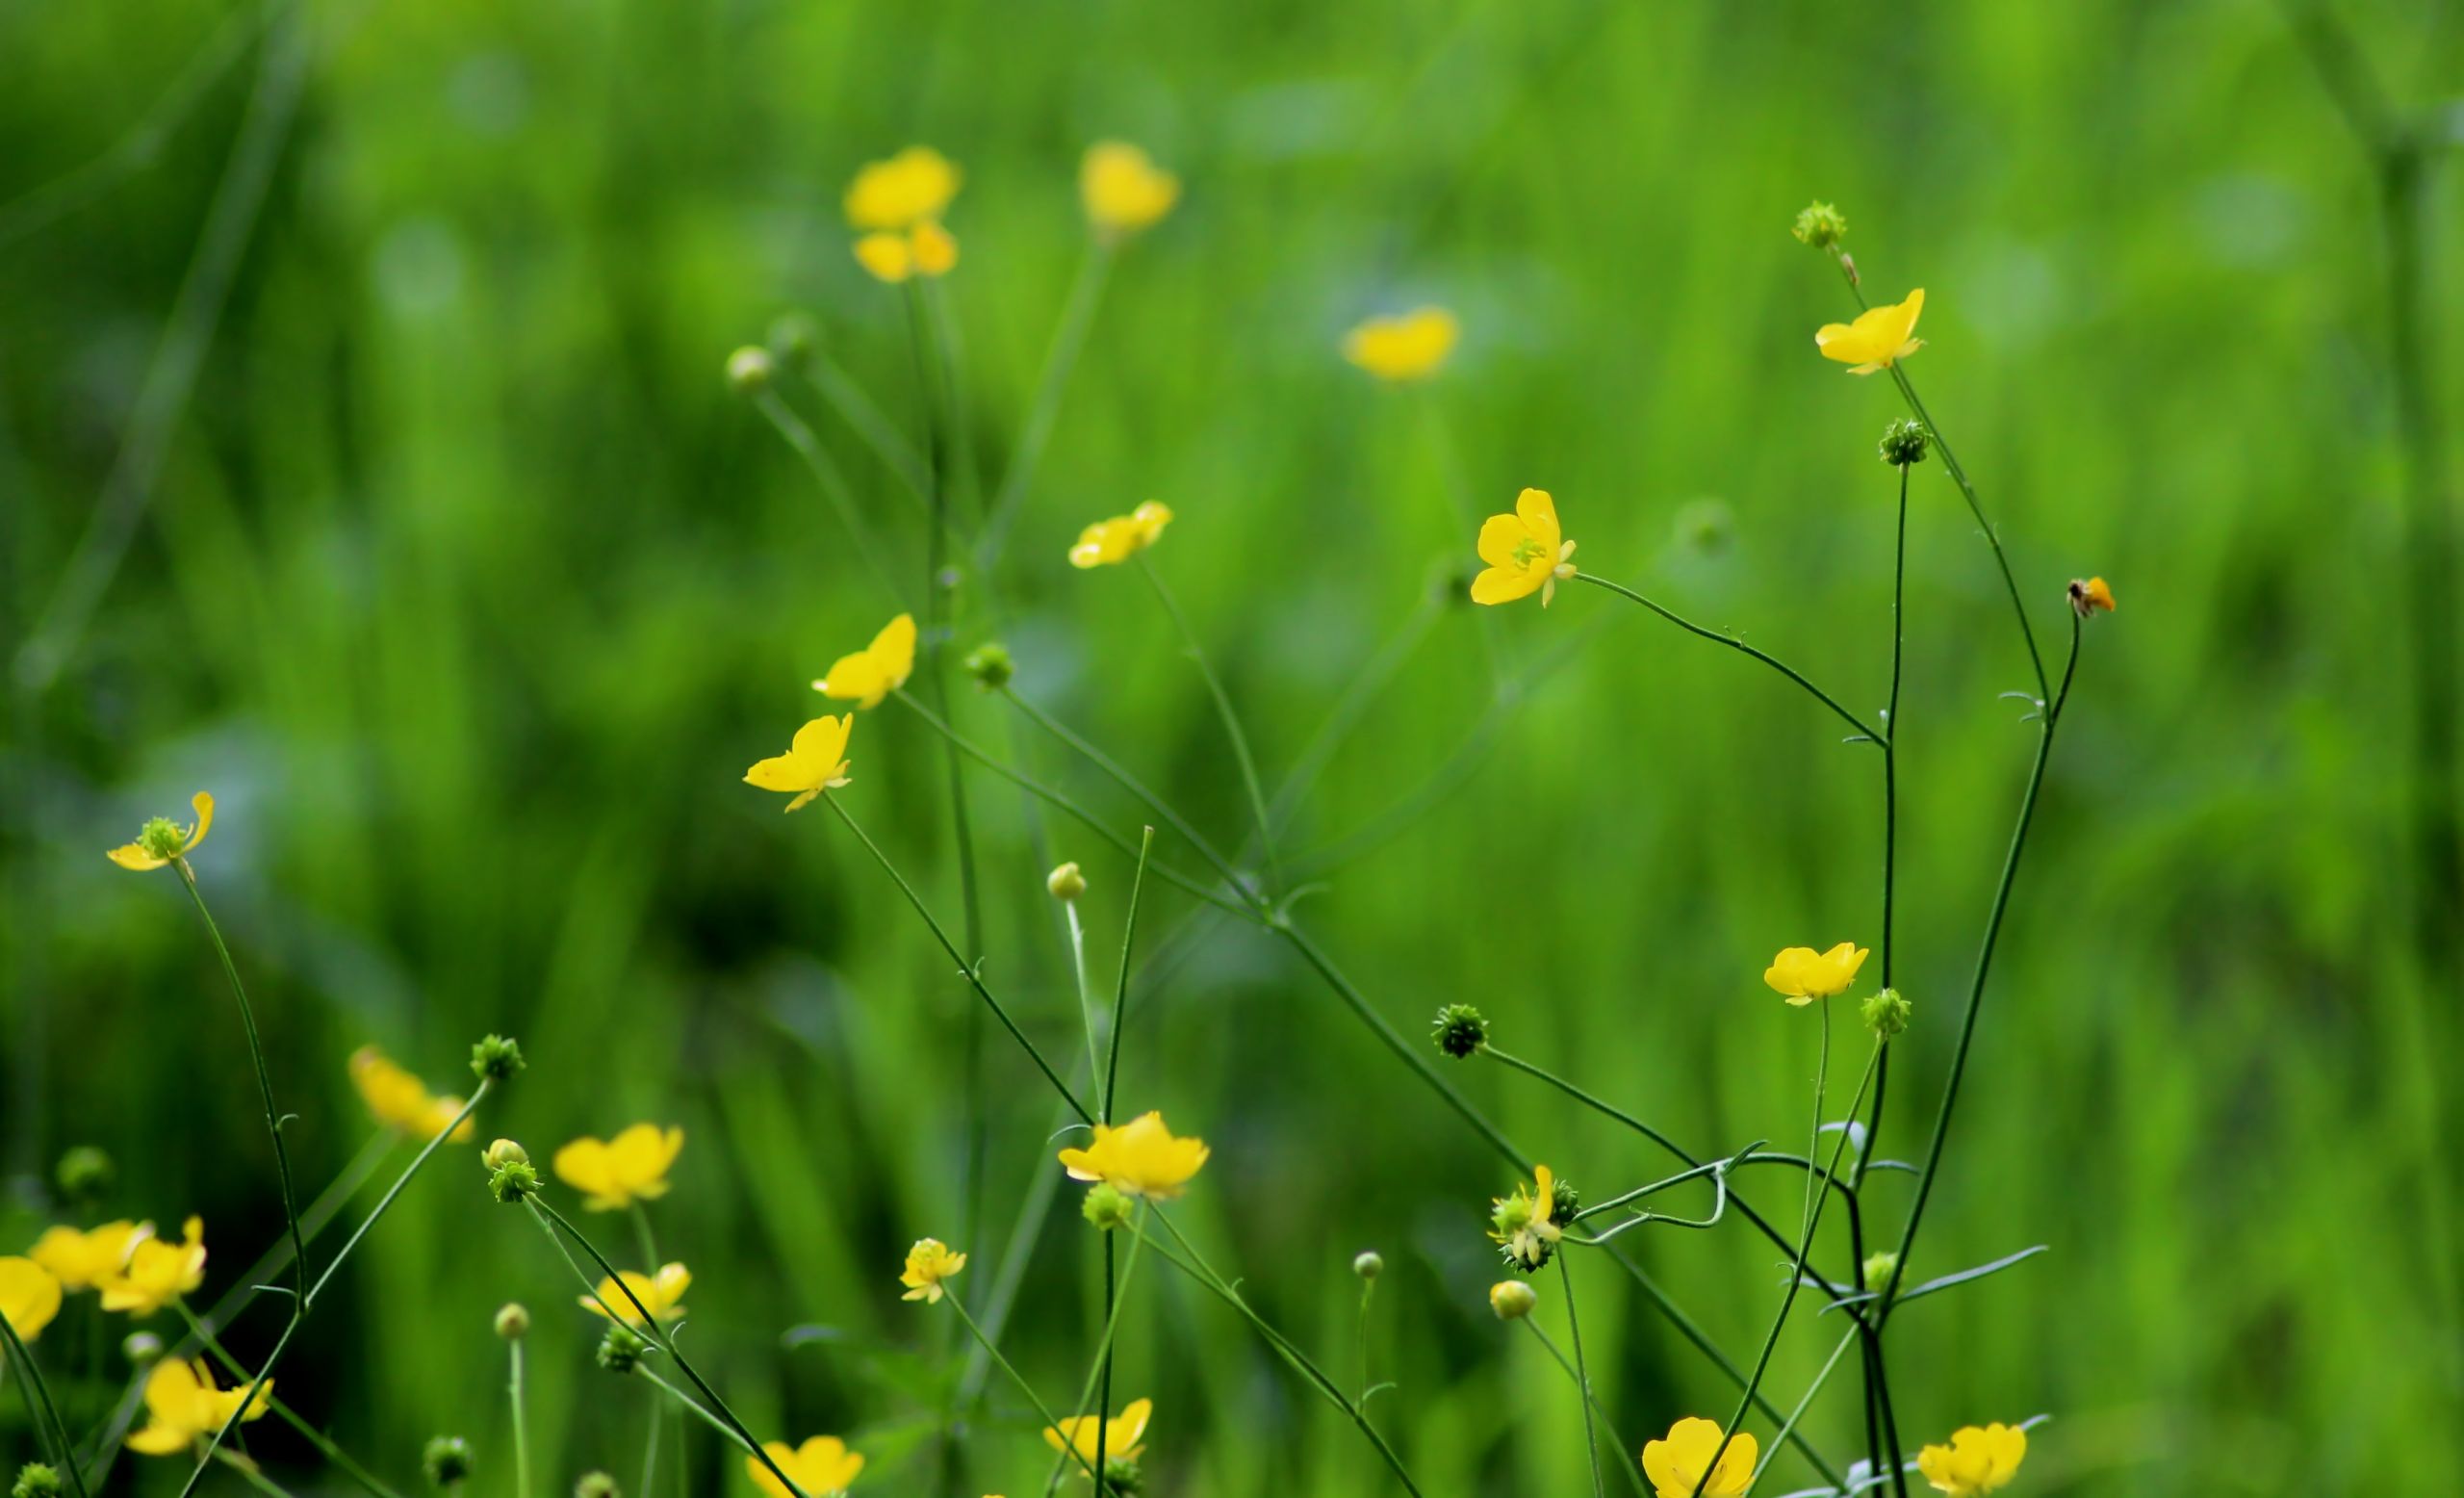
[
  {"xmin": 574, "ymin": 1474, "xmax": 621, "ymax": 1498},
  {"xmin": 1100, "ymin": 1456, "xmax": 1143, "ymax": 1495},
  {"xmin": 55, "ymin": 1145, "xmax": 114, "ymax": 1203},
  {"xmin": 136, "ymin": 817, "xmax": 186, "ymax": 861},
  {"xmin": 1861, "ymin": 987, "xmax": 1912, "ymax": 1040},
  {"xmin": 13, "ymin": 1463, "xmax": 63, "ymax": 1498},
  {"xmin": 1792, "ymin": 200, "xmax": 1849, "ymax": 252},
  {"xmin": 963, "ymin": 642, "xmax": 1014, "ymax": 690},
  {"xmin": 423, "ymin": 1436, "xmax": 473, "ymax": 1489},
  {"xmin": 1432, "ymin": 1004, "xmax": 1489, "ymax": 1060},
  {"xmin": 597, "ymin": 1325, "xmax": 648, "ymax": 1374},
  {"xmin": 1878, "ymin": 419, "xmax": 1930, "ymax": 468},
  {"xmin": 471, "ymin": 1035, "xmax": 526, "ymax": 1082},
  {"xmin": 1082, "ymin": 1182, "xmax": 1133, "ymax": 1232}
]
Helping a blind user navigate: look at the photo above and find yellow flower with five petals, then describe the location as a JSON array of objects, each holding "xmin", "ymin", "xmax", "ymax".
[
  {"xmin": 1917, "ymin": 1422, "xmax": 2027, "ymax": 1495},
  {"xmin": 0, "ymin": 1256, "xmax": 63, "ymax": 1344},
  {"xmin": 1641, "ymin": 1416, "xmax": 1757, "ymax": 1498},
  {"xmin": 1044, "ymin": 1398, "xmax": 1151, "ymax": 1465},
  {"xmin": 552, "ymin": 1124, "xmax": 685, "ymax": 1211},
  {"xmin": 813, "ymin": 615, "xmax": 917, "ymax": 710},
  {"xmin": 1343, "ymin": 307, "xmax": 1457, "ymax": 382},
  {"xmin": 107, "ymin": 791, "xmax": 213, "ymax": 871},
  {"xmin": 100, "ymin": 1216, "xmax": 206, "ymax": 1316},
  {"xmin": 1763, "ymin": 943, "xmax": 1870, "ymax": 1005},
  {"xmin": 747, "ymin": 1435, "xmax": 864, "ymax": 1498},
  {"xmin": 581, "ymin": 1262, "xmax": 690, "ymax": 1327},
  {"xmin": 1056, "ymin": 1112, "xmax": 1209, "ymax": 1200},
  {"xmin": 1471, "ymin": 488, "xmax": 1578, "ymax": 607},
  {"xmin": 126, "ymin": 1356, "xmax": 272, "ymax": 1456},
  {"xmin": 1082, "ymin": 142, "xmax": 1179, "ymax": 238},
  {"xmin": 349, "ymin": 1046, "xmax": 476, "ymax": 1144},
  {"xmin": 1815, "ymin": 288, "xmax": 1925, "ymax": 375},
  {"xmin": 29, "ymin": 1221, "xmax": 151, "ymax": 1292},
  {"xmin": 744, "ymin": 716, "xmax": 854, "ymax": 813},
  {"xmin": 1067, "ymin": 502, "xmax": 1174, "ymax": 569},
  {"xmin": 898, "ymin": 1239, "xmax": 967, "ymax": 1304}
]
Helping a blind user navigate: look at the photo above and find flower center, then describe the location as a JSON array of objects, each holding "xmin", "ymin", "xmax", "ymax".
[{"xmin": 1511, "ymin": 537, "xmax": 1547, "ymax": 568}]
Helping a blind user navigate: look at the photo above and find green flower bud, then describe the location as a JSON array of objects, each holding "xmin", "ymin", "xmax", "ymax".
[
  {"xmin": 423, "ymin": 1436, "xmax": 473, "ymax": 1489},
  {"xmin": 1431, "ymin": 1004, "xmax": 1488, "ymax": 1060},
  {"xmin": 471, "ymin": 1035, "xmax": 526, "ymax": 1082},
  {"xmin": 495, "ymin": 1304, "xmax": 530, "ymax": 1339},
  {"xmin": 483, "ymin": 1138, "xmax": 528, "ymax": 1170},
  {"xmin": 1860, "ymin": 988, "xmax": 1912, "ymax": 1040},
  {"xmin": 1878, "ymin": 419, "xmax": 1930, "ymax": 468},
  {"xmin": 963, "ymin": 642, "xmax": 1014, "ymax": 690},
  {"xmin": 14, "ymin": 1463, "xmax": 63, "ymax": 1498},
  {"xmin": 122, "ymin": 1331, "xmax": 164, "ymax": 1365},
  {"xmin": 1047, "ymin": 862, "xmax": 1087, "ymax": 901},
  {"xmin": 1100, "ymin": 1456, "xmax": 1143, "ymax": 1495},
  {"xmin": 1548, "ymin": 1174, "xmax": 1581, "ymax": 1226},
  {"xmin": 1489, "ymin": 1280, "xmax": 1538, "ymax": 1320},
  {"xmin": 1082, "ymin": 1182, "xmax": 1133, "ymax": 1232},
  {"xmin": 1352, "ymin": 1250, "xmax": 1384, "ymax": 1281},
  {"xmin": 726, "ymin": 346, "xmax": 774, "ymax": 395},
  {"xmin": 484, "ymin": 1140, "xmax": 537, "ymax": 1202},
  {"xmin": 597, "ymin": 1325, "xmax": 648, "ymax": 1374},
  {"xmin": 574, "ymin": 1474, "xmax": 621, "ymax": 1498},
  {"xmin": 55, "ymin": 1146, "xmax": 114, "ymax": 1203},
  {"xmin": 1861, "ymin": 1250, "xmax": 1899, "ymax": 1294},
  {"xmin": 1791, "ymin": 200, "xmax": 1849, "ymax": 252}
]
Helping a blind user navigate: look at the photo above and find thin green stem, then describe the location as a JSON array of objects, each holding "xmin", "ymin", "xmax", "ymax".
[
  {"xmin": 1261, "ymin": 591, "xmax": 1443, "ymax": 839},
  {"xmin": 632, "ymin": 1367, "xmax": 757, "ymax": 1458},
  {"xmin": 309, "ymin": 1086, "xmax": 491, "ymax": 1306},
  {"xmin": 1571, "ymin": 574, "xmax": 1880, "ymax": 742},
  {"xmin": 999, "ymin": 687, "xmax": 1248, "ymax": 895},
  {"xmin": 1557, "ymin": 1255, "xmax": 1608, "ymax": 1498},
  {"xmin": 509, "ymin": 1338, "xmax": 531, "ymax": 1498},
  {"xmin": 1526, "ymin": 1323, "xmax": 1652, "ymax": 1498},
  {"xmin": 1, "ymin": 1308, "xmax": 87, "ymax": 1498},
  {"xmin": 750, "ymin": 388, "xmax": 909, "ymax": 609},
  {"xmin": 211, "ymin": 1446, "xmax": 300, "ymax": 1498},
  {"xmin": 797, "ymin": 351, "xmax": 931, "ymax": 514},
  {"xmin": 1041, "ymin": 1210, "xmax": 1149, "ymax": 1497},
  {"xmin": 1103, "ymin": 828, "xmax": 1154, "ymax": 1123},
  {"xmin": 1743, "ymin": 1329, "xmax": 1860, "ymax": 1497},
  {"xmin": 1134, "ymin": 555, "xmax": 1282, "ymax": 896},
  {"xmin": 978, "ymin": 241, "xmax": 1115, "ymax": 570},
  {"xmin": 944, "ymin": 1293, "xmax": 1101, "ymax": 1485},
  {"xmin": 1065, "ymin": 900, "xmax": 1103, "ymax": 1106},
  {"xmin": 1885, "ymin": 370, "xmax": 2046, "ymax": 703},
  {"xmin": 1414, "ymin": 392, "xmax": 1508, "ymax": 684},
  {"xmin": 176, "ymin": 1303, "xmax": 402, "ymax": 1498}
]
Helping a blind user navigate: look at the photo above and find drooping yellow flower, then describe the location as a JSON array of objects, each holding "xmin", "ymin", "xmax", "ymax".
[
  {"xmin": 1917, "ymin": 1423, "xmax": 2027, "ymax": 1496},
  {"xmin": 125, "ymin": 1357, "xmax": 272, "ymax": 1457},
  {"xmin": 1343, "ymin": 306, "xmax": 1458, "ymax": 382},
  {"xmin": 580, "ymin": 1262, "xmax": 690, "ymax": 1327},
  {"xmin": 1043, "ymin": 1397, "xmax": 1152, "ymax": 1464},
  {"xmin": 1763, "ymin": 943, "xmax": 1871, "ymax": 1005},
  {"xmin": 553, "ymin": 1124, "xmax": 685, "ymax": 1211},
  {"xmin": 1471, "ymin": 488, "xmax": 1578, "ymax": 607},
  {"xmin": 844, "ymin": 146, "xmax": 962, "ymax": 231},
  {"xmin": 2068, "ymin": 577, "xmax": 2116, "ymax": 617},
  {"xmin": 747, "ymin": 1435, "xmax": 865, "ymax": 1498},
  {"xmin": 813, "ymin": 614, "xmax": 918, "ymax": 711},
  {"xmin": 1489, "ymin": 1163, "xmax": 1564, "ymax": 1272},
  {"xmin": 100, "ymin": 1216, "xmax": 206, "ymax": 1316},
  {"xmin": 1056, "ymin": 1112, "xmax": 1209, "ymax": 1200},
  {"xmin": 29, "ymin": 1221, "xmax": 151, "ymax": 1292},
  {"xmin": 853, "ymin": 221, "xmax": 959, "ymax": 284},
  {"xmin": 1081, "ymin": 142, "xmax": 1179, "ymax": 238},
  {"xmin": 349, "ymin": 1046, "xmax": 476, "ymax": 1144},
  {"xmin": 107, "ymin": 791, "xmax": 214, "ymax": 871},
  {"xmin": 0, "ymin": 1257, "xmax": 64, "ymax": 1344},
  {"xmin": 744, "ymin": 716, "xmax": 854, "ymax": 814},
  {"xmin": 898, "ymin": 1239, "xmax": 967, "ymax": 1304},
  {"xmin": 1066, "ymin": 501, "xmax": 1174, "ymax": 569},
  {"xmin": 1641, "ymin": 1417, "xmax": 1757, "ymax": 1498},
  {"xmin": 1815, "ymin": 288, "xmax": 1926, "ymax": 375}
]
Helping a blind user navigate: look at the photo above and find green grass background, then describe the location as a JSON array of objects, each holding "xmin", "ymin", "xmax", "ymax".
[{"xmin": 5, "ymin": 0, "xmax": 2461, "ymax": 1492}]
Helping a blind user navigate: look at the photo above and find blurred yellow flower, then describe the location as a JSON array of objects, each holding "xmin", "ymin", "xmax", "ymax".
[
  {"xmin": 1471, "ymin": 487, "xmax": 1578, "ymax": 607},
  {"xmin": 553, "ymin": 1124, "xmax": 685, "ymax": 1211},
  {"xmin": 107, "ymin": 791, "xmax": 213, "ymax": 871},
  {"xmin": 844, "ymin": 146, "xmax": 961, "ymax": 231},
  {"xmin": 581, "ymin": 1263, "xmax": 691, "ymax": 1327},
  {"xmin": 1044, "ymin": 1397, "xmax": 1151, "ymax": 1464},
  {"xmin": 1057, "ymin": 1112, "xmax": 1209, "ymax": 1200},
  {"xmin": 349, "ymin": 1046, "xmax": 476, "ymax": 1144},
  {"xmin": 100, "ymin": 1216, "xmax": 206, "ymax": 1316},
  {"xmin": 29, "ymin": 1221, "xmax": 150, "ymax": 1292},
  {"xmin": 813, "ymin": 614, "xmax": 918, "ymax": 710},
  {"xmin": 748, "ymin": 1435, "xmax": 864, "ymax": 1498},
  {"xmin": 1641, "ymin": 1417, "xmax": 1756, "ymax": 1498},
  {"xmin": 853, "ymin": 221, "xmax": 958, "ymax": 284},
  {"xmin": 1815, "ymin": 288, "xmax": 1926, "ymax": 375},
  {"xmin": 898, "ymin": 1239, "xmax": 967, "ymax": 1304},
  {"xmin": 1343, "ymin": 307, "xmax": 1457, "ymax": 382},
  {"xmin": 2069, "ymin": 576, "xmax": 2116, "ymax": 617},
  {"xmin": 0, "ymin": 1256, "xmax": 63, "ymax": 1344},
  {"xmin": 1917, "ymin": 1422, "xmax": 2027, "ymax": 1496},
  {"xmin": 1763, "ymin": 943, "xmax": 1870, "ymax": 1004},
  {"xmin": 1067, "ymin": 501, "xmax": 1174, "ymax": 569},
  {"xmin": 744, "ymin": 716, "xmax": 854, "ymax": 814},
  {"xmin": 1082, "ymin": 142, "xmax": 1179, "ymax": 237},
  {"xmin": 126, "ymin": 1357, "xmax": 272, "ymax": 1457}
]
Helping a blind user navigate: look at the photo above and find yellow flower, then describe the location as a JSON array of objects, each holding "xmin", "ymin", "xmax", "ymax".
[
  {"xmin": 1815, "ymin": 288, "xmax": 1926, "ymax": 375},
  {"xmin": 747, "ymin": 1435, "xmax": 864, "ymax": 1498},
  {"xmin": 100, "ymin": 1216, "xmax": 206, "ymax": 1316},
  {"xmin": 1056, "ymin": 1112, "xmax": 1209, "ymax": 1200},
  {"xmin": 898, "ymin": 1239, "xmax": 967, "ymax": 1304},
  {"xmin": 1081, "ymin": 142, "xmax": 1179, "ymax": 237},
  {"xmin": 29, "ymin": 1222, "xmax": 151, "ymax": 1292},
  {"xmin": 1471, "ymin": 488, "xmax": 1578, "ymax": 607},
  {"xmin": 845, "ymin": 146, "xmax": 962, "ymax": 231},
  {"xmin": 744, "ymin": 716, "xmax": 854, "ymax": 813},
  {"xmin": 1762, "ymin": 943, "xmax": 1871, "ymax": 1005},
  {"xmin": 1488, "ymin": 1163, "xmax": 1563, "ymax": 1272},
  {"xmin": 1066, "ymin": 501, "xmax": 1174, "ymax": 569},
  {"xmin": 125, "ymin": 1357, "xmax": 272, "ymax": 1457},
  {"xmin": 348, "ymin": 1046, "xmax": 476, "ymax": 1144},
  {"xmin": 2068, "ymin": 577, "xmax": 2116, "ymax": 617},
  {"xmin": 1641, "ymin": 1417, "xmax": 1757, "ymax": 1498},
  {"xmin": 1343, "ymin": 306, "xmax": 1458, "ymax": 382},
  {"xmin": 1043, "ymin": 1397, "xmax": 1151, "ymax": 1464},
  {"xmin": 0, "ymin": 1256, "xmax": 63, "ymax": 1344},
  {"xmin": 580, "ymin": 1262, "xmax": 690, "ymax": 1326},
  {"xmin": 853, "ymin": 221, "xmax": 959, "ymax": 284},
  {"xmin": 107, "ymin": 790, "xmax": 214, "ymax": 871},
  {"xmin": 813, "ymin": 614, "xmax": 918, "ymax": 710},
  {"xmin": 1917, "ymin": 1423, "xmax": 2027, "ymax": 1496},
  {"xmin": 553, "ymin": 1124, "xmax": 685, "ymax": 1211}
]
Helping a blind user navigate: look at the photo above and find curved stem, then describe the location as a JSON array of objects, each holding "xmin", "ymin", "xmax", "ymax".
[
  {"xmin": 977, "ymin": 242, "xmax": 1114, "ymax": 570},
  {"xmin": 0, "ymin": 1306, "xmax": 86, "ymax": 1498},
  {"xmin": 176, "ymin": 1304, "xmax": 401, "ymax": 1498},
  {"xmin": 1885, "ymin": 370, "xmax": 2047, "ymax": 704},
  {"xmin": 1134, "ymin": 555, "xmax": 1281, "ymax": 897},
  {"xmin": 1557, "ymin": 1255, "xmax": 1608, "ymax": 1498},
  {"xmin": 1571, "ymin": 574, "xmax": 1880, "ymax": 742},
  {"xmin": 750, "ymin": 388, "xmax": 908, "ymax": 609},
  {"xmin": 1525, "ymin": 1323, "xmax": 1653, "ymax": 1498},
  {"xmin": 943, "ymin": 1293, "xmax": 1100, "ymax": 1485},
  {"xmin": 1040, "ymin": 1211, "xmax": 1148, "ymax": 1497}
]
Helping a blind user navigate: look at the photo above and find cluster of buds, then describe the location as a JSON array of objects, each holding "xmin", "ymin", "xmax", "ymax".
[
  {"xmin": 597, "ymin": 1324, "xmax": 649, "ymax": 1374},
  {"xmin": 483, "ymin": 1140, "xmax": 538, "ymax": 1203}
]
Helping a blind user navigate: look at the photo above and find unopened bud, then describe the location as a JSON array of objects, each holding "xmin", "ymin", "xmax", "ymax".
[
  {"xmin": 1488, "ymin": 1280, "xmax": 1537, "ymax": 1321},
  {"xmin": 1352, "ymin": 1250, "xmax": 1384, "ymax": 1281},
  {"xmin": 1082, "ymin": 1182, "xmax": 1133, "ymax": 1232},
  {"xmin": 495, "ymin": 1304, "xmax": 529, "ymax": 1339},
  {"xmin": 1046, "ymin": 862, "xmax": 1086, "ymax": 901},
  {"xmin": 122, "ymin": 1331, "xmax": 164, "ymax": 1365},
  {"xmin": 963, "ymin": 641, "xmax": 1014, "ymax": 690},
  {"xmin": 726, "ymin": 346, "xmax": 774, "ymax": 395},
  {"xmin": 575, "ymin": 1474, "xmax": 621, "ymax": 1498},
  {"xmin": 423, "ymin": 1437, "xmax": 473, "ymax": 1489},
  {"xmin": 55, "ymin": 1146, "xmax": 113, "ymax": 1203}
]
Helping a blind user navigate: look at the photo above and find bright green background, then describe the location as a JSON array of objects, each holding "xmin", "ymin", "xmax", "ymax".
[{"xmin": 6, "ymin": 0, "xmax": 2460, "ymax": 1493}]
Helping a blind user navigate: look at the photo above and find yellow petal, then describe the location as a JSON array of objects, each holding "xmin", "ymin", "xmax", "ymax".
[
  {"xmin": 108, "ymin": 844, "xmax": 168, "ymax": 871},
  {"xmin": 854, "ymin": 233, "xmax": 913, "ymax": 283},
  {"xmin": 868, "ymin": 613, "xmax": 917, "ymax": 691},
  {"xmin": 911, "ymin": 220, "xmax": 958, "ymax": 277},
  {"xmin": 1513, "ymin": 488, "xmax": 1560, "ymax": 555},
  {"xmin": 187, "ymin": 791, "xmax": 214, "ymax": 854}
]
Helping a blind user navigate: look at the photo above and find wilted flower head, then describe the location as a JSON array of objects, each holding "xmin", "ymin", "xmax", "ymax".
[
  {"xmin": 2068, "ymin": 577, "xmax": 2116, "ymax": 617},
  {"xmin": 1343, "ymin": 307, "xmax": 1458, "ymax": 382},
  {"xmin": 1489, "ymin": 1164, "xmax": 1565, "ymax": 1273},
  {"xmin": 107, "ymin": 792, "xmax": 213, "ymax": 871}
]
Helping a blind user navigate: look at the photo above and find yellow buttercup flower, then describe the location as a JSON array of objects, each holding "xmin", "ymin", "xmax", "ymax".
[
  {"xmin": 125, "ymin": 1357, "xmax": 272, "ymax": 1457},
  {"xmin": 1343, "ymin": 306, "xmax": 1457, "ymax": 382},
  {"xmin": 1081, "ymin": 142, "xmax": 1179, "ymax": 238},
  {"xmin": 2068, "ymin": 577, "xmax": 2116, "ymax": 617},
  {"xmin": 813, "ymin": 614, "xmax": 918, "ymax": 710},
  {"xmin": 1641, "ymin": 1417, "xmax": 1757, "ymax": 1498},
  {"xmin": 29, "ymin": 1221, "xmax": 151, "ymax": 1292},
  {"xmin": 107, "ymin": 790, "xmax": 214, "ymax": 871},
  {"xmin": 0, "ymin": 1256, "xmax": 64, "ymax": 1344},
  {"xmin": 100, "ymin": 1216, "xmax": 206, "ymax": 1316},
  {"xmin": 580, "ymin": 1262, "xmax": 690, "ymax": 1326},
  {"xmin": 1488, "ymin": 1163, "xmax": 1563, "ymax": 1272},
  {"xmin": 747, "ymin": 1435, "xmax": 864, "ymax": 1498},
  {"xmin": 744, "ymin": 716, "xmax": 854, "ymax": 814},
  {"xmin": 349, "ymin": 1046, "xmax": 476, "ymax": 1144},
  {"xmin": 845, "ymin": 146, "xmax": 961, "ymax": 231},
  {"xmin": 1763, "ymin": 943, "xmax": 1871, "ymax": 1005},
  {"xmin": 553, "ymin": 1124, "xmax": 685, "ymax": 1211},
  {"xmin": 1044, "ymin": 1397, "xmax": 1151, "ymax": 1464},
  {"xmin": 1917, "ymin": 1422, "xmax": 2027, "ymax": 1496},
  {"xmin": 853, "ymin": 221, "xmax": 958, "ymax": 284},
  {"xmin": 1815, "ymin": 288, "xmax": 1926, "ymax": 375},
  {"xmin": 1471, "ymin": 487, "xmax": 1578, "ymax": 607},
  {"xmin": 1056, "ymin": 1112, "xmax": 1209, "ymax": 1200},
  {"xmin": 1067, "ymin": 501, "xmax": 1174, "ymax": 569},
  {"xmin": 898, "ymin": 1239, "xmax": 967, "ymax": 1304}
]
